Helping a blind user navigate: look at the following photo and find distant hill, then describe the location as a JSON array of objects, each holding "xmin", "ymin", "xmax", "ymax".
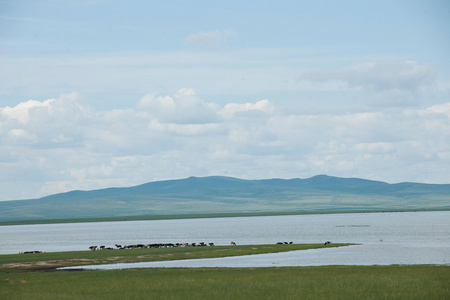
[{"xmin": 0, "ymin": 175, "xmax": 449, "ymax": 223}]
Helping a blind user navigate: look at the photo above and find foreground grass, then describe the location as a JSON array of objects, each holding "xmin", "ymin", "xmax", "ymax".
[{"xmin": 1, "ymin": 265, "xmax": 449, "ymax": 299}]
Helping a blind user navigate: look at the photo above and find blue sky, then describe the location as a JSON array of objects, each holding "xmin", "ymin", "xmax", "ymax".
[{"xmin": 0, "ymin": 0, "xmax": 449, "ymax": 201}]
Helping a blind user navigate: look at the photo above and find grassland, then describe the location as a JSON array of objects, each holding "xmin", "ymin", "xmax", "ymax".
[
  {"xmin": 0, "ymin": 243, "xmax": 349, "ymax": 270},
  {"xmin": 1, "ymin": 244, "xmax": 449, "ymax": 299},
  {"xmin": 2, "ymin": 208, "xmax": 447, "ymax": 226},
  {"xmin": 2, "ymin": 265, "xmax": 449, "ymax": 299}
]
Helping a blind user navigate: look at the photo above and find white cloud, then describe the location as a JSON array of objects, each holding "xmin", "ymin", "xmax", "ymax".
[
  {"xmin": 0, "ymin": 99, "xmax": 54, "ymax": 123},
  {"xmin": 221, "ymin": 99, "xmax": 274, "ymax": 119},
  {"xmin": 138, "ymin": 88, "xmax": 221, "ymax": 124},
  {"xmin": 68, "ymin": 168, "xmax": 87, "ymax": 182},
  {"xmin": 186, "ymin": 29, "xmax": 235, "ymax": 50},
  {"xmin": 418, "ymin": 102, "xmax": 450, "ymax": 117}
]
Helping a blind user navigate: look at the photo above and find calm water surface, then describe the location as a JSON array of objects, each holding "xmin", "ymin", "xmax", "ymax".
[{"xmin": 2, "ymin": 211, "xmax": 449, "ymax": 267}]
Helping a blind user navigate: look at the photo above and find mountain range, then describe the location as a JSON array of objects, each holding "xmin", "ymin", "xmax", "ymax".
[{"xmin": 1, "ymin": 175, "xmax": 449, "ymax": 223}]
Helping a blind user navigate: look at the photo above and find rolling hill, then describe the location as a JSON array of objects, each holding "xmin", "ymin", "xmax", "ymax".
[{"xmin": 0, "ymin": 175, "xmax": 449, "ymax": 223}]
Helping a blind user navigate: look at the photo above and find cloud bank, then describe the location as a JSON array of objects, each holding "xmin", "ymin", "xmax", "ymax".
[{"xmin": 1, "ymin": 89, "xmax": 449, "ymax": 201}]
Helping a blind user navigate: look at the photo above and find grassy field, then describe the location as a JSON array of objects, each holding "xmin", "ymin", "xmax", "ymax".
[
  {"xmin": 1, "ymin": 244, "xmax": 449, "ymax": 299},
  {"xmin": 2, "ymin": 208, "xmax": 448, "ymax": 226},
  {"xmin": 0, "ymin": 243, "xmax": 349, "ymax": 269},
  {"xmin": 1, "ymin": 265, "xmax": 449, "ymax": 299}
]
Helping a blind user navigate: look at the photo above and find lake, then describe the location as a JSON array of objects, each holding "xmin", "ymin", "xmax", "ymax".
[{"xmin": 2, "ymin": 211, "xmax": 449, "ymax": 267}]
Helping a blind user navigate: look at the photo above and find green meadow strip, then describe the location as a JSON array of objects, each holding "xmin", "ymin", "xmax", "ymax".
[
  {"xmin": 2, "ymin": 208, "xmax": 448, "ymax": 226},
  {"xmin": 0, "ymin": 243, "xmax": 351, "ymax": 270}
]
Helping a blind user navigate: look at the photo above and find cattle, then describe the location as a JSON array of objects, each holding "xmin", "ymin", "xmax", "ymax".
[
  {"xmin": 324, "ymin": 241, "xmax": 332, "ymax": 245},
  {"xmin": 231, "ymin": 241, "xmax": 236, "ymax": 245},
  {"xmin": 21, "ymin": 250, "xmax": 44, "ymax": 254},
  {"xmin": 87, "ymin": 241, "xmax": 217, "ymax": 250}
]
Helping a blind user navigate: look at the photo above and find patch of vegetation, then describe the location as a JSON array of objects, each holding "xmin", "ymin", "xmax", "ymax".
[{"xmin": 0, "ymin": 243, "xmax": 349, "ymax": 271}]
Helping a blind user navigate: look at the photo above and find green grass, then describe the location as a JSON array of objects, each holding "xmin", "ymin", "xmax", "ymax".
[
  {"xmin": 2, "ymin": 208, "xmax": 448, "ymax": 226},
  {"xmin": 1, "ymin": 265, "xmax": 449, "ymax": 299},
  {"xmin": 0, "ymin": 243, "xmax": 350, "ymax": 270}
]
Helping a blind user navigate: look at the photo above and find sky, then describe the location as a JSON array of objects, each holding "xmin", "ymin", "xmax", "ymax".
[{"xmin": 0, "ymin": 0, "xmax": 449, "ymax": 201}]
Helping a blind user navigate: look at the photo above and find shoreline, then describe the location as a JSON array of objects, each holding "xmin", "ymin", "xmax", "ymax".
[{"xmin": 1, "ymin": 208, "xmax": 448, "ymax": 226}]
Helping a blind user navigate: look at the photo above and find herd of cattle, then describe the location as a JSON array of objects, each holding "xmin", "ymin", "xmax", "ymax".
[
  {"xmin": 88, "ymin": 241, "xmax": 332, "ymax": 250},
  {"xmin": 19, "ymin": 240, "xmax": 332, "ymax": 253},
  {"xmin": 89, "ymin": 242, "xmax": 219, "ymax": 250}
]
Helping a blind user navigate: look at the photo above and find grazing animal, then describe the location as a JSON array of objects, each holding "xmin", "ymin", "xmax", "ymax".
[
  {"xmin": 209, "ymin": 243, "xmax": 215, "ymax": 246},
  {"xmin": 99, "ymin": 245, "xmax": 106, "ymax": 250},
  {"xmin": 89, "ymin": 246, "xmax": 97, "ymax": 251},
  {"xmin": 324, "ymin": 241, "xmax": 332, "ymax": 245},
  {"xmin": 231, "ymin": 241, "xmax": 236, "ymax": 245},
  {"xmin": 115, "ymin": 244, "xmax": 122, "ymax": 249}
]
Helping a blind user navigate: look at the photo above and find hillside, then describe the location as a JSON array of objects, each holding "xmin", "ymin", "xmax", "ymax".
[{"xmin": 0, "ymin": 175, "xmax": 449, "ymax": 222}]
